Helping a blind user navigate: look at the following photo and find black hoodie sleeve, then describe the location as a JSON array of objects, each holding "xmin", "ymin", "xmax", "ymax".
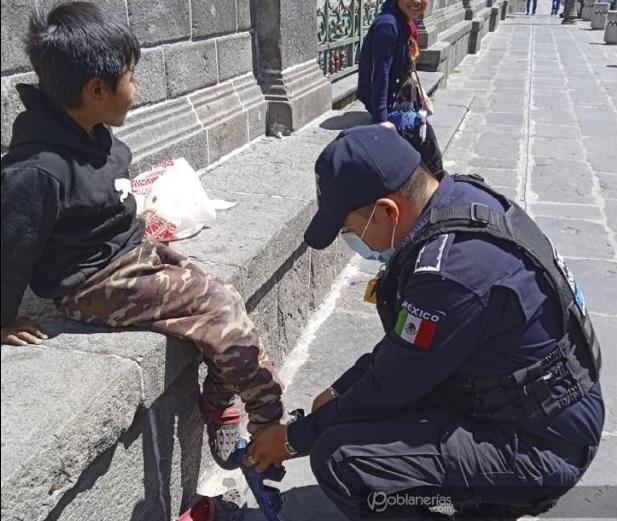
[{"xmin": 1, "ymin": 167, "xmax": 60, "ymax": 327}]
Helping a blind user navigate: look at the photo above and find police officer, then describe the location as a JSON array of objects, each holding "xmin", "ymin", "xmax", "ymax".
[{"xmin": 246, "ymin": 125, "xmax": 604, "ymax": 520}]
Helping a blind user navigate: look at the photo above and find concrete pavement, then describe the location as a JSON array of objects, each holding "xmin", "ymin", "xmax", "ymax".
[{"xmin": 237, "ymin": 7, "xmax": 617, "ymax": 520}]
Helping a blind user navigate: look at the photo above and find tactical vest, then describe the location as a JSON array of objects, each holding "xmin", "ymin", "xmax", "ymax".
[{"xmin": 375, "ymin": 175, "xmax": 601, "ymax": 423}]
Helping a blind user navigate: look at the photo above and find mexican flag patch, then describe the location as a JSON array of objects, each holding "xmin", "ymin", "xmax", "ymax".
[{"xmin": 394, "ymin": 302, "xmax": 445, "ymax": 351}]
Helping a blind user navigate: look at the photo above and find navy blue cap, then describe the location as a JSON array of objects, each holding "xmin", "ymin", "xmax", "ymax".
[{"xmin": 304, "ymin": 125, "xmax": 422, "ymax": 249}]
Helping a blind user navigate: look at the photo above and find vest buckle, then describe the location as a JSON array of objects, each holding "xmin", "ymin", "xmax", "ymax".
[{"xmin": 470, "ymin": 203, "xmax": 490, "ymax": 225}]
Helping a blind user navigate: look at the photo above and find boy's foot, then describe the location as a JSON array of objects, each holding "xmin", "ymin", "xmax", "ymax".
[{"xmin": 204, "ymin": 405, "xmax": 242, "ymax": 470}]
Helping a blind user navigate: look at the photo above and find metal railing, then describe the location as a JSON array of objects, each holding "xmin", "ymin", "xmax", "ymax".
[{"xmin": 317, "ymin": 0, "xmax": 386, "ymax": 81}]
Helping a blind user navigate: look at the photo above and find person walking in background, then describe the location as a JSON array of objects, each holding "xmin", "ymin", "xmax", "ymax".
[
  {"xmin": 357, "ymin": 0, "xmax": 443, "ymax": 175},
  {"xmin": 527, "ymin": 0, "xmax": 538, "ymax": 14},
  {"xmin": 551, "ymin": 0, "xmax": 561, "ymax": 15}
]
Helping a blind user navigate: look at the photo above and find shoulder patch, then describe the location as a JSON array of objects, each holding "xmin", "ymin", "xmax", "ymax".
[
  {"xmin": 393, "ymin": 301, "xmax": 446, "ymax": 351},
  {"xmin": 414, "ymin": 233, "xmax": 454, "ymax": 274}
]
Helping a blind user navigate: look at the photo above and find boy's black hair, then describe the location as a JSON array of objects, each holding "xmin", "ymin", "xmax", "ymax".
[{"xmin": 25, "ymin": 1, "xmax": 141, "ymax": 108}]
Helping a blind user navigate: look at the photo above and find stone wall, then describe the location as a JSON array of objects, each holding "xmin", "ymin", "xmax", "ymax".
[
  {"xmin": 1, "ymin": 0, "xmax": 264, "ymax": 172},
  {"xmin": 1, "ymin": 0, "xmax": 333, "ymax": 170}
]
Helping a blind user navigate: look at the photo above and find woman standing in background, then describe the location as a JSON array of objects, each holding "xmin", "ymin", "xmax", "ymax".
[{"xmin": 357, "ymin": 0, "xmax": 443, "ymax": 174}]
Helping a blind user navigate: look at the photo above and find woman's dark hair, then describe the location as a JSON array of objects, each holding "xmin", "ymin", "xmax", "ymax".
[{"xmin": 25, "ymin": 1, "xmax": 141, "ymax": 108}]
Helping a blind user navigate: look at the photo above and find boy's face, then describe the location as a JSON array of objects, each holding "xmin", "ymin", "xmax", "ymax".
[
  {"xmin": 100, "ymin": 67, "xmax": 135, "ymax": 127},
  {"xmin": 82, "ymin": 66, "xmax": 135, "ymax": 128}
]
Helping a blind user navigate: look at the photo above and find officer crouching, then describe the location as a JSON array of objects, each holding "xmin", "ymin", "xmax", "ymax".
[{"xmin": 246, "ymin": 125, "xmax": 604, "ymax": 520}]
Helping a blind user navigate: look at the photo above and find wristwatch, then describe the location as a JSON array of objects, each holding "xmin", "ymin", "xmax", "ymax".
[
  {"xmin": 284, "ymin": 437, "xmax": 299, "ymax": 456},
  {"xmin": 284, "ymin": 408, "xmax": 304, "ymax": 456}
]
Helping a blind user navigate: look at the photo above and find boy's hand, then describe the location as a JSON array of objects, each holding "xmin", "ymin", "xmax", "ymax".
[{"xmin": 1, "ymin": 317, "xmax": 48, "ymax": 346}]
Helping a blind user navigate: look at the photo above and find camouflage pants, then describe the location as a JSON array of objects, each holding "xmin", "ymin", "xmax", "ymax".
[{"xmin": 59, "ymin": 242, "xmax": 283, "ymax": 433}]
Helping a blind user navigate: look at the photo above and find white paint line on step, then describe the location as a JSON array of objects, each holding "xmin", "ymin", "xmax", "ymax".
[{"xmin": 278, "ymin": 259, "xmax": 360, "ymax": 386}]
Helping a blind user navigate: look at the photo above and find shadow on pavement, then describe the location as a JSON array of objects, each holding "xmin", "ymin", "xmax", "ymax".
[
  {"xmin": 320, "ymin": 111, "xmax": 372, "ymax": 131},
  {"xmin": 242, "ymin": 484, "xmax": 344, "ymax": 521}
]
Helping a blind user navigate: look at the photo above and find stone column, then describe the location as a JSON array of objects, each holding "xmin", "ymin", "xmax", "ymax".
[
  {"xmin": 463, "ymin": 0, "xmax": 476, "ymax": 20},
  {"xmin": 591, "ymin": 2, "xmax": 610, "ymax": 28},
  {"xmin": 605, "ymin": 11, "xmax": 617, "ymax": 44},
  {"xmin": 562, "ymin": 0, "xmax": 579, "ymax": 23},
  {"xmin": 582, "ymin": 0, "xmax": 596, "ymax": 20},
  {"xmin": 253, "ymin": 0, "xmax": 332, "ymax": 135},
  {"xmin": 416, "ymin": 0, "xmax": 441, "ymax": 49}
]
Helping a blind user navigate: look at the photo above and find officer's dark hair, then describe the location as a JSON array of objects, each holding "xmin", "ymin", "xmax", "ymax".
[
  {"xmin": 25, "ymin": 1, "xmax": 141, "ymax": 108},
  {"xmin": 356, "ymin": 163, "xmax": 434, "ymax": 217}
]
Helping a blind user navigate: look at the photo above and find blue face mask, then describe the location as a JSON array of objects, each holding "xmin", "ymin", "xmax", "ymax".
[{"xmin": 341, "ymin": 204, "xmax": 397, "ymax": 264}]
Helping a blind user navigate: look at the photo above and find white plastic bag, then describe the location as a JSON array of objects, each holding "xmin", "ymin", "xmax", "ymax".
[{"xmin": 131, "ymin": 158, "xmax": 235, "ymax": 242}]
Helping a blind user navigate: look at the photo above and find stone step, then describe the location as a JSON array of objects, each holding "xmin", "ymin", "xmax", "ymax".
[{"xmin": 431, "ymin": 88, "xmax": 476, "ymax": 153}]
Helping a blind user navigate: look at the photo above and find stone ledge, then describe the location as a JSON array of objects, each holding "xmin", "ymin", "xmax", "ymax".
[
  {"xmin": 1, "ymin": 345, "xmax": 143, "ymax": 520},
  {"xmin": 331, "ymin": 71, "xmax": 444, "ymax": 110},
  {"xmin": 1, "ymin": 94, "xmax": 472, "ymax": 520}
]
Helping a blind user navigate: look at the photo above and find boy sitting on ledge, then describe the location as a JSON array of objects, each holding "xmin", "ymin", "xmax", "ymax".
[{"xmin": 0, "ymin": 1, "xmax": 283, "ymax": 471}]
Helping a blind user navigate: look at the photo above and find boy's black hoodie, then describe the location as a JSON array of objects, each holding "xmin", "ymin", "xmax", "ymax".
[{"xmin": 1, "ymin": 84, "xmax": 144, "ymax": 328}]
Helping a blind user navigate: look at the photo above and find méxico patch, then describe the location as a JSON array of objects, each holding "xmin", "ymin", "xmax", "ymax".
[{"xmin": 394, "ymin": 301, "xmax": 446, "ymax": 350}]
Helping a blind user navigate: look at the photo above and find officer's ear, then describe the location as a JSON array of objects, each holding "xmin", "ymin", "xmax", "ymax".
[{"xmin": 375, "ymin": 197, "xmax": 400, "ymax": 228}]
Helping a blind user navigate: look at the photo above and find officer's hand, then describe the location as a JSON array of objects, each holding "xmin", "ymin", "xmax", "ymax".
[
  {"xmin": 1, "ymin": 317, "xmax": 48, "ymax": 346},
  {"xmin": 312, "ymin": 387, "xmax": 339, "ymax": 413},
  {"xmin": 246, "ymin": 424, "xmax": 291, "ymax": 473}
]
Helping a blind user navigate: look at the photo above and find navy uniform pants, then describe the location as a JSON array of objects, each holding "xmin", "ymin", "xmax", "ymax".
[{"xmin": 309, "ymin": 409, "xmax": 592, "ymax": 520}]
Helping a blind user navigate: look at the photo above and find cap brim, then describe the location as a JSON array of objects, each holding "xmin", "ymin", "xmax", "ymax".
[{"xmin": 304, "ymin": 207, "xmax": 348, "ymax": 250}]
